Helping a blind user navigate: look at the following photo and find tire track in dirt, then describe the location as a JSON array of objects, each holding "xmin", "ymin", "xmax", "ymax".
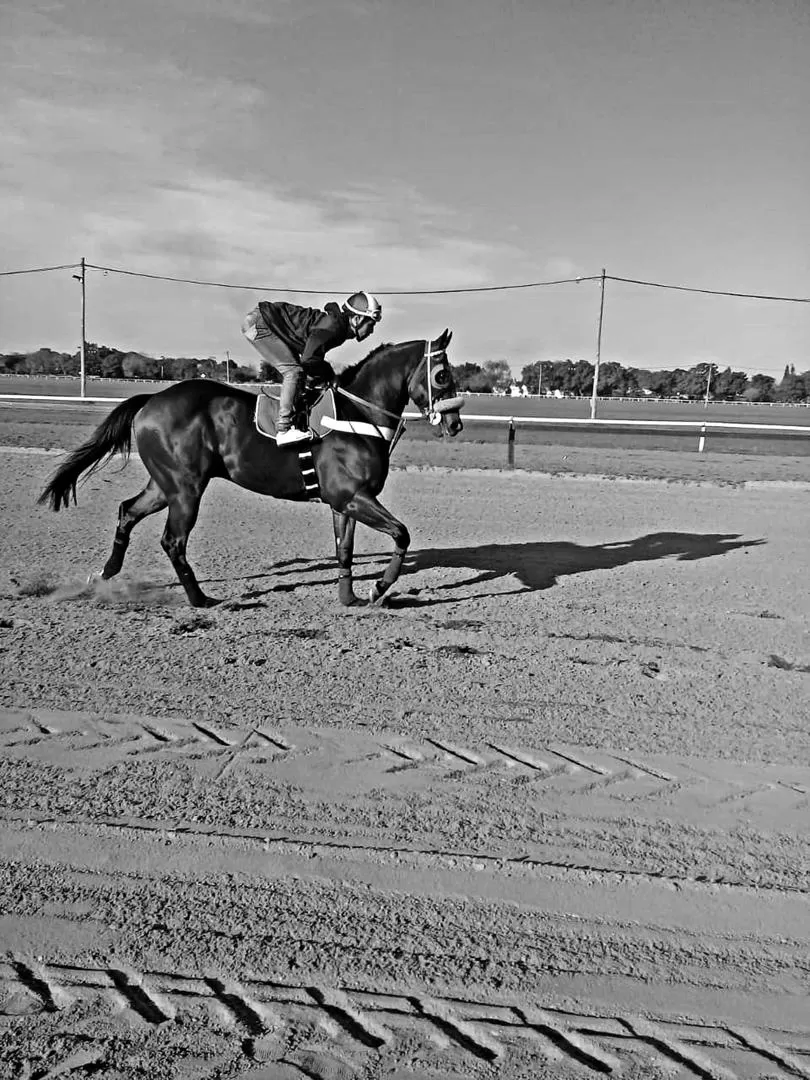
[
  {"xmin": 3, "ymin": 707, "xmax": 808, "ymax": 894},
  {"xmin": 3, "ymin": 959, "xmax": 809, "ymax": 1078},
  {"xmin": 3, "ymin": 706, "xmax": 808, "ymax": 824},
  {"xmin": 2, "ymin": 811, "xmax": 807, "ymax": 1021},
  {"xmin": 4, "ymin": 807, "xmax": 807, "ymax": 906}
]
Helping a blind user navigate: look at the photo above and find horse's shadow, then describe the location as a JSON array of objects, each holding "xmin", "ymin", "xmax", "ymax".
[
  {"xmin": 239, "ymin": 532, "xmax": 763, "ymax": 604},
  {"xmin": 409, "ymin": 531, "xmax": 763, "ymax": 596}
]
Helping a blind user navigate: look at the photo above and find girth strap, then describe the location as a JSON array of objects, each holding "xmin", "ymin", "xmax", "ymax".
[{"xmin": 298, "ymin": 446, "xmax": 321, "ymax": 502}]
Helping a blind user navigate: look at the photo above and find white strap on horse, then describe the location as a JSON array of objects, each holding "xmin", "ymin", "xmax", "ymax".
[{"xmin": 321, "ymin": 415, "xmax": 397, "ymax": 440}]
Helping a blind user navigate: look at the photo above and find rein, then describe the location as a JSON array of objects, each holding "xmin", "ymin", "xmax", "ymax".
[
  {"xmin": 333, "ymin": 384, "xmax": 403, "ymax": 424},
  {"xmin": 332, "ymin": 340, "xmax": 457, "ymax": 450}
]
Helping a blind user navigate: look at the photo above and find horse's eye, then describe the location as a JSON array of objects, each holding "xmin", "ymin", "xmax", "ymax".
[{"xmin": 432, "ymin": 368, "xmax": 449, "ymax": 386}]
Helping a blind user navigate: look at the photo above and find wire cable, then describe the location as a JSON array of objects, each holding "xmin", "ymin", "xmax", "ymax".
[
  {"xmin": 0, "ymin": 263, "xmax": 80, "ymax": 277},
  {"xmin": 607, "ymin": 275, "xmax": 810, "ymax": 303},
  {"xmin": 84, "ymin": 263, "xmax": 599, "ymax": 295},
  {"xmin": 2, "ymin": 260, "xmax": 808, "ymax": 303}
]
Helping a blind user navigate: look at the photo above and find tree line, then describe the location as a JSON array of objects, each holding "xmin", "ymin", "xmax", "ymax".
[
  {"xmin": 0, "ymin": 344, "xmax": 262, "ymax": 384},
  {"xmin": 454, "ymin": 359, "xmax": 809, "ymax": 403},
  {"xmin": 1, "ymin": 343, "xmax": 808, "ymax": 403}
]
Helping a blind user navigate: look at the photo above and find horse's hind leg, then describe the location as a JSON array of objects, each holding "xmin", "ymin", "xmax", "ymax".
[
  {"xmin": 332, "ymin": 510, "xmax": 359, "ymax": 606},
  {"xmin": 100, "ymin": 478, "xmax": 168, "ymax": 580},
  {"xmin": 161, "ymin": 486, "xmax": 215, "ymax": 607},
  {"xmin": 334, "ymin": 495, "xmax": 410, "ymax": 606}
]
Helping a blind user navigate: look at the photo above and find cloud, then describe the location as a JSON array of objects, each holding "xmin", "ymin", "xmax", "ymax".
[
  {"xmin": 81, "ymin": 174, "xmax": 509, "ymax": 290},
  {"xmin": 1, "ymin": 67, "xmax": 518, "ymax": 354},
  {"xmin": 1, "ymin": 1, "xmax": 515, "ymax": 283},
  {"xmin": 0, "ymin": 2, "xmax": 585, "ymax": 362}
]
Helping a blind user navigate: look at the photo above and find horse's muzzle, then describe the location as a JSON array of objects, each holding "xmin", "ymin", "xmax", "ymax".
[
  {"xmin": 439, "ymin": 410, "xmax": 463, "ymax": 437},
  {"xmin": 431, "ymin": 395, "xmax": 464, "ymax": 437}
]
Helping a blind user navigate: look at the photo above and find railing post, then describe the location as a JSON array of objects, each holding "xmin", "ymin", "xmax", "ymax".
[{"xmin": 507, "ymin": 418, "xmax": 515, "ymax": 468}]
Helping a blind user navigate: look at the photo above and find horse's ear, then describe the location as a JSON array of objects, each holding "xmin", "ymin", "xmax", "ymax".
[{"xmin": 437, "ymin": 328, "xmax": 452, "ymax": 346}]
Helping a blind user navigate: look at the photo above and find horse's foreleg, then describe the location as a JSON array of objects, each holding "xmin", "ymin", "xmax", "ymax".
[
  {"xmin": 101, "ymin": 479, "xmax": 168, "ymax": 580},
  {"xmin": 332, "ymin": 510, "xmax": 360, "ymax": 605},
  {"xmin": 161, "ymin": 488, "xmax": 215, "ymax": 607},
  {"xmin": 340, "ymin": 492, "xmax": 410, "ymax": 606}
]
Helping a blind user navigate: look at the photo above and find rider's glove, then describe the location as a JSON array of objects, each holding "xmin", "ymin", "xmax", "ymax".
[{"xmin": 303, "ymin": 360, "xmax": 335, "ymax": 386}]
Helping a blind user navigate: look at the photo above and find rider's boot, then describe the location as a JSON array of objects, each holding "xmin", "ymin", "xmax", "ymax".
[
  {"xmin": 276, "ymin": 368, "xmax": 311, "ymax": 445},
  {"xmin": 276, "ymin": 425, "xmax": 311, "ymax": 446}
]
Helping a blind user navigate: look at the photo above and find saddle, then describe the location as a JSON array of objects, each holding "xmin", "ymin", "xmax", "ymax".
[
  {"xmin": 254, "ymin": 380, "xmax": 330, "ymax": 440},
  {"xmin": 254, "ymin": 383, "xmax": 327, "ymax": 502}
]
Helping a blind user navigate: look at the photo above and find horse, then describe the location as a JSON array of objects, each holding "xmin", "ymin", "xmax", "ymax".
[{"xmin": 38, "ymin": 330, "xmax": 464, "ymax": 608}]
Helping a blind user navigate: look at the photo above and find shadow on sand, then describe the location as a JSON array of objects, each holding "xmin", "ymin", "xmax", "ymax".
[
  {"xmin": 227, "ymin": 531, "xmax": 764, "ymax": 605},
  {"xmin": 408, "ymin": 531, "xmax": 764, "ymax": 595}
]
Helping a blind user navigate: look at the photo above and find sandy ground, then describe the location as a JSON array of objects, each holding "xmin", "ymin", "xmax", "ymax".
[{"xmin": 1, "ymin": 430, "xmax": 809, "ymax": 1079}]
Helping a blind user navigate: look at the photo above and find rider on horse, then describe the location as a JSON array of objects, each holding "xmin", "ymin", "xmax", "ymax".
[{"xmin": 241, "ymin": 291, "xmax": 383, "ymax": 445}]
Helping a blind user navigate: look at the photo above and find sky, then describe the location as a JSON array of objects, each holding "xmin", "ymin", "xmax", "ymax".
[{"xmin": 1, "ymin": 0, "xmax": 808, "ymax": 378}]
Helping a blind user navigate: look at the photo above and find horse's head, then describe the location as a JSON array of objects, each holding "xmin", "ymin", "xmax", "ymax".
[
  {"xmin": 334, "ymin": 330, "xmax": 464, "ymax": 438},
  {"xmin": 407, "ymin": 329, "xmax": 464, "ymax": 437}
]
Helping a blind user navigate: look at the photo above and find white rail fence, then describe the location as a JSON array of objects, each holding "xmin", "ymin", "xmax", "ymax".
[
  {"xmin": 456, "ymin": 413, "xmax": 810, "ymax": 459},
  {"xmin": 3, "ymin": 393, "xmax": 810, "ymax": 459}
]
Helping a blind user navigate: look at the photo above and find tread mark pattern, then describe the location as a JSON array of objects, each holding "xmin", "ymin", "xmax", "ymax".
[
  {"xmin": 3, "ymin": 709, "xmax": 808, "ymax": 833},
  {"xmin": 2, "ymin": 960, "xmax": 809, "ymax": 1078}
]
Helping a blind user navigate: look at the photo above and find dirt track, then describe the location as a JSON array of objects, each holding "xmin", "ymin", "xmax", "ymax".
[{"xmin": 1, "ymin": 442, "xmax": 809, "ymax": 1079}]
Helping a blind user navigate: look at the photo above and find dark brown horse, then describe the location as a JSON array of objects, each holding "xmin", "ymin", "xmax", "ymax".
[{"xmin": 38, "ymin": 330, "xmax": 463, "ymax": 607}]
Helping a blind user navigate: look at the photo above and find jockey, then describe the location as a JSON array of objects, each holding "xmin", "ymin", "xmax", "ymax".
[{"xmin": 241, "ymin": 291, "xmax": 383, "ymax": 445}]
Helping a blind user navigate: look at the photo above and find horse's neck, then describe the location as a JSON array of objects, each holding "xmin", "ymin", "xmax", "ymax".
[{"xmin": 344, "ymin": 348, "xmax": 413, "ymax": 416}]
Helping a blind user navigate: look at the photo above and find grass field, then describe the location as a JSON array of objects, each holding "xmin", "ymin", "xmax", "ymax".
[
  {"xmin": 0, "ymin": 374, "xmax": 176, "ymax": 399},
  {"xmin": 2, "ymin": 373, "xmax": 810, "ymax": 426}
]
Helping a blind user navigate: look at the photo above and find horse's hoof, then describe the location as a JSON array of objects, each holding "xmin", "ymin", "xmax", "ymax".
[
  {"xmin": 86, "ymin": 570, "xmax": 103, "ymax": 585},
  {"xmin": 338, "ymin": 584, "xmax": 363, "ymax": 606},
  {"xmin": 341, "ymin": 596, "xmax": 368, "ymax": 608},
  {"xmin": 193, "ymin": 595, "xmax": 221, "ymax": 608},
  {"xmin": 369, "ymin": 587, "xmax": 390, "ymax": 607}
]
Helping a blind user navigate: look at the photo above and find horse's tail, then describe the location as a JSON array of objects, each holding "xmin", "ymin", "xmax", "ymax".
[{"xmin": 37, "ymin": 393, "xmax": 153, "ymax": 511}]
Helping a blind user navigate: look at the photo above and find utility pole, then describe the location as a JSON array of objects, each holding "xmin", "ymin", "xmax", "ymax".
[
  {"xmin": 589, "ymin": 268, "xmax": 606, "ymax": 420},
  {"xmin": 226, "ymin": 350, "xmax": 231, "ymax": 383},
  {"xmin": 73, "ymin": 257, "xmax": 86, "ymax": 398},
  {"xmin": 704, "ymin": 363, "xmax": 714, "ymax": 408}
]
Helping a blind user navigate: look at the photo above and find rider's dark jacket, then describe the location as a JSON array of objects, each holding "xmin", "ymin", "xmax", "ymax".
[{"xmin": 258, "ymin": 300, "xmax": 351, "ymax": 378}]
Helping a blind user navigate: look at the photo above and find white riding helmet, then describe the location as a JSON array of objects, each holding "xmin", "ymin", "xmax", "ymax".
[{"xmin": 342, "ymin": 290, "xmax": 383, "ymax": 323}]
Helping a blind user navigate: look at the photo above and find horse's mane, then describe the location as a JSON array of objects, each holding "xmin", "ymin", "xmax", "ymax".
[{"xmin": 336, "ymin": 342, "xmax": 396, "ymax": 386}]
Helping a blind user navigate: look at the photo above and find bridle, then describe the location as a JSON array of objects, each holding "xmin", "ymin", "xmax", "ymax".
[
  {"xmin": 331, "ymin": 338, "xmax": 463, "ymax": 448},
  {"xmin": 406, "ymin": 341, "xmax": 464, "ymax": 426}
]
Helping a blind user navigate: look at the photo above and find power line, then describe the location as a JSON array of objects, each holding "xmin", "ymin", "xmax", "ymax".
[
  {"xmin": 84, "ymin": 263, "xmax": 598, "ymax": 295},
  {"xmin": 607, "ymin": 275, "xmax": 810, "ymax": 304},
  {"xmin": 1, "ymin": 260, "xmax": 808, "ymax": 303},
  {"xmin": 86, "ymin": 263, "xmax": 810, "ymax": 302},
  {"xmin": 0, "ymin": 263, "xmax": 80, "ymax": 277}
]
